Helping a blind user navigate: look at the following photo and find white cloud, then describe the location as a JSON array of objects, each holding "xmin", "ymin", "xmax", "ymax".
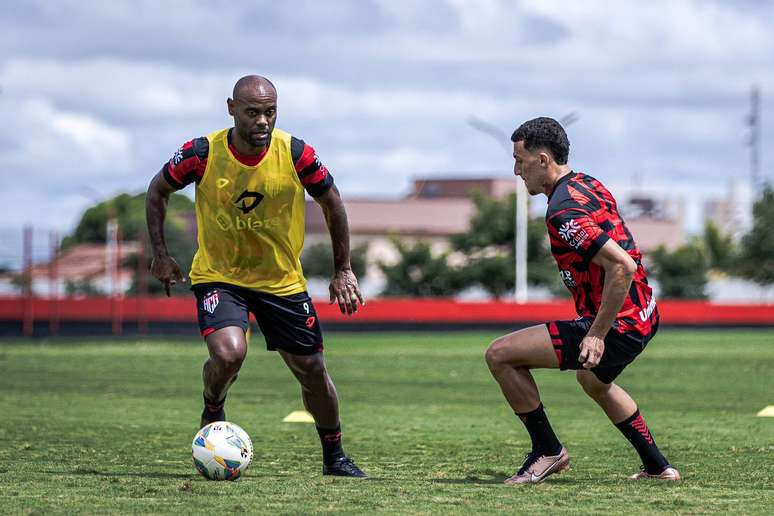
[
  {"xmin": 0, "ymin": 98, "xmax": 131, "ymax": 235},
  {"xmin": 274, "ymin": 75, "xmax": 509, "ymax": 121},
  {"xmin": 52, "ymin": 112, "xmax": 129, "ymax": 163},
  {"xmin": 0, "ymin": 58, "xmax": 227, "ymax": 122},
  {"xmin": 522, "ymin": 0, "xmax": 774, "ymax": 62},
  {"xmin": 1, "ymin": 97, "xmax": 129, "ymax": 168},
  {"xmin": 0, "ymin": 0, "xmax": 772, "ymax": 253},
  {"xmin": 329, "ymin": 146, "xmax": 454, "ymax": 195}
]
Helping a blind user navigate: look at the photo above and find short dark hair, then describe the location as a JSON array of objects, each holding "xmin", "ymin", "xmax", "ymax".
[{"xmin": 511, "ymin": 117, "xmax": 569, "ymax": 165}]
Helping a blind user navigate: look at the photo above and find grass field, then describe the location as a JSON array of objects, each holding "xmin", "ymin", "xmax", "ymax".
[{"xmin": 1, "ymin": 330, "xmax": 772, "ymax": 514}]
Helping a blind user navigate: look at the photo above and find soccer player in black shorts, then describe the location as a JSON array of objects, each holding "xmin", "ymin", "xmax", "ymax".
[
  {"xmin": 146, "ymin": 75, "xmax": 366, "ymax": 478},
  {"xmin": 484, "ymin": 117, "xmax": 680, "ymax": 484}
]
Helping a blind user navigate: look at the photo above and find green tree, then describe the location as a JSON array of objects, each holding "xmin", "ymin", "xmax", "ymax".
[
  {"xmin": 737, "ymin": 184, "xmax": 774, "ymax": 285},
  {"xmin": 62, "ymin": 193, "xmax": 194, "ymax": 248},
  {"xmin": 450, "ymin": 191, "xmax": 564, "ymax": 297},
  {"xmin": 378, "ymin": 238, "xmax": 466, "ymax": 297},
  {"xmin": 301, "ymin": 241, "xmax": 369, "ymax": 279},
  {"xmin": 458, "ymin": 254, "xmax": 514, "ymax": 299},
  {"xmin": 64, "ymin": 279, "xmax": 104, "ymax": 297},
  {"xmin": 62, "ymin": 192, "xmax": 197, "ymax": 296},
  {"xmin": 649, "ymin": 240, "xmax": 709, "ymax": 299},
  {"xmin": 703, "ymin": 221, "xmax": 737, "ymax": 272},
  {"xmin": 368, "ymin": 190, "xmax": 572, "ymax": 299},
  {"xmin": 451, "ymin": 191, "xmax": 515, "ymax": 251}
]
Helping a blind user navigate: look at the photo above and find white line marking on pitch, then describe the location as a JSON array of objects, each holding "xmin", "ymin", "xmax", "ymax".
[
  {"xmin": 282, "ymin": 410, "xmax": 315, "ymax": 423},
  {"xmin": 756, "ymin": 406, "xmax": 774, "ymax": 417}
]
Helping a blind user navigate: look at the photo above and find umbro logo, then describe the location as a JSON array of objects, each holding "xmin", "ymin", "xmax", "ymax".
[{"xmin": 235, "ymin": 190, "xmax": 264, "ymax": 214}]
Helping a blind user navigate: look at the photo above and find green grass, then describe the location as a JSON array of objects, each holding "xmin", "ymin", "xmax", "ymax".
[{"xmin": 0, "ymin": 330, "xmax": 772, "ymax": 514}]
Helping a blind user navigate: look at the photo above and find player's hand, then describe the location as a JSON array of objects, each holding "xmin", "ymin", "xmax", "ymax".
[
  {"xmin": 150, "ymin": 254, "xmax": 185, "ymax": 297},
  {"xmin": 578, "ymin": 335, "xmax": 605, "ymax": 369},
  {"xmin": 329, "ymin": 268, "xmax": 365, "ymax": 315}
]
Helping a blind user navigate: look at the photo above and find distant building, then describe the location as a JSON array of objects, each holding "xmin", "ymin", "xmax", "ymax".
[
  {"xmin": 410, "ymin": 177, "xmax": 517, "ymax": 199},
  {"xmin": 21, "ymin": 242, "xmax": 139, "ymax": 297},
  {"xmin": 619, "ymin": 195, "xmax": 685, "ymax": 252},
  {"xmin": 305, "ymin": 177, "xmax": 685, "ymax": 296},
  {"xmin": 307, "ymin": 177, "xmax": 684, "ymax": 251}
]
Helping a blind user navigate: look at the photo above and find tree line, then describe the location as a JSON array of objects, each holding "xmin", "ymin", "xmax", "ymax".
[
  {"xmin": 374, "ymin": 186, "xmax": 774, "ymax": 299},
  {"xmin": 62, "ymin": 186, "xmax": 774, "ymax": 299}
]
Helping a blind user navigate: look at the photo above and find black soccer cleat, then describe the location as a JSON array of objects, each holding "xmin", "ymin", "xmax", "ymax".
[
  {"xmin": 322, "ymin": 457, "xmax": 368, "ymax": 478},
  {"xmin": 199, "ymin": 394, "xmax": 226, "ymax": 429}
]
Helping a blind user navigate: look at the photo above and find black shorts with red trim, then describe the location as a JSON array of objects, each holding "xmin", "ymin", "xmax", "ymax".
[
  {"xmin": 546, "ymin": 317, "xmax": 658, "ymax": 384},
  {"xmin": 193, "ymin": 283, "xmax": 323, "ymax": 356}
]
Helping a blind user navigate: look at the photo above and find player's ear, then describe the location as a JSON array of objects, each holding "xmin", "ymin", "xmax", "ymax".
[
  {"xmin": 539, "ymin": 151, "xmax": 550, "ymax": 167},
  {"xmin": 227, "ymin": 98, "xmax": 235, "ymax": 116}
]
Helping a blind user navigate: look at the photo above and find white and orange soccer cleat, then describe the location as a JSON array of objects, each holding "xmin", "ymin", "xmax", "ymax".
[
  {"xmin": 504, "ymin": 447, "xmax": 570, "ymax": 485},
  {"xmin": 629, "ymin": 466, "xmax": 682, "ymax": 481}
]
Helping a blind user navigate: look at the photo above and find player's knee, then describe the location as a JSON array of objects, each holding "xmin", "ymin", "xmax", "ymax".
[
  {"xmin": 485, "ymin": 338, "xmax": 509, "ymax": 372},
  {"xmin": 295, "ymin": 357, "xmax": 327, "ymax": 388},
  {"xmin": 213, "ymin": 338, "xmax": 246, "ymax": 373},
  {"xmin": 216, "ymin": 352, "xmax": 244, "ymax": 375}
]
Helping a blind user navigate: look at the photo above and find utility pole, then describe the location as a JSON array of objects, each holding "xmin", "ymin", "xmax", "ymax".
[
  {"xmin": 747, "ymin": 86, "xmax": 761, "ymax": 189},
  {"xmin": 467, "ymin": 116, "xmax": 528, "ymax": 303},
  {"xmin": 22, "ymin": 226, "xmax": 33, "ymax": 337},
  {"xmin": 468, "ymin": 112, "xmax": 579, "ymax": 304}
]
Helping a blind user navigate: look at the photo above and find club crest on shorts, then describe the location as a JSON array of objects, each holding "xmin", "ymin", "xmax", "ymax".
[
  {"xmin": 305, "ymin": 316, "xmax": 316, "ymax": 329},
  {"xmin": 202, "ymin": 291, "xmax": 219, "ymax": 314}
]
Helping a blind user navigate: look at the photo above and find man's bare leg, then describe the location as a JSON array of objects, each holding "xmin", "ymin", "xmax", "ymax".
[
  {"xmin": 484, "ymin": 324, "xmax": 569, "ymax": 484},
  {"xmin": 278, "ymin": 350, "xmax": 339, "ymax": 428},
  {"xmin": 200, "ymin": 326, "xmax": 247, "ymax": 427},
  {"xmin": 485, "ymin": 324, "xmax": 560, "ymax": 412},
  {"xmin": 279, "ymin": 350, "xmax": 366, "ymax": 478},
  {"xmin": 575, "ymin": 369, "xmax": 636, "ymax": 422},
  {"xmin": 576, "ymin": 370, "xmax": 678, "ymax": 479}
]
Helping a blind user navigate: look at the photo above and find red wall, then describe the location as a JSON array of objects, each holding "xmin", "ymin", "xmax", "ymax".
[{"xmin": 2, "ymin": 297, "xmax": 774, "ymax": 326}]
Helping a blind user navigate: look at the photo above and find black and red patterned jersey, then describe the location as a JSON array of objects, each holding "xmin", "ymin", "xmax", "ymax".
[
  {"xmin": 546, "ymin": 171, "xmax": 658, "ymax": 336},
  {"xmin": 162, "ymin": 129, "xmax": 334, "ymax": 197}
]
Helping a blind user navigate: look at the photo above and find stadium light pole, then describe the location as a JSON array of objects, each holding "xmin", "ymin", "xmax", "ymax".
[
  {"xmin": 467, "ymin": 116, "xmax": 528, "ymax": 303},
  {"xmin": 468, "ymin": 112, "xmax": 579, "ymax": 304}
]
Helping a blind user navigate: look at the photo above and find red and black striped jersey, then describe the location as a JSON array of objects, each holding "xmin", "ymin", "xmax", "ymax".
[
  {"xmin": 162, "ymin": 129, "xmax": 334, "ymax": 197},
  {"xmin": 546, "ymin": 172, "xmax": 658, "ymax": 336}
]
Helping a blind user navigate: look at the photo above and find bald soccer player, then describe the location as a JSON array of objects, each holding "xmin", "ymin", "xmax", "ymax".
[{"xmin": 146, "ymin": 75, "xmax": 366, "ymax": 478}]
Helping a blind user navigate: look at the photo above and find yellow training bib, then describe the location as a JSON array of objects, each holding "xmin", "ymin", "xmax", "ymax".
[{"xmin": 189, "ymin": 128, "xmax": 307, "ymax": 295}]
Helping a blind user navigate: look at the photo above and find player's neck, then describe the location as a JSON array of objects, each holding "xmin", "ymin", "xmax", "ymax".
[
  {"xmin": 545, "ymin": 166, "xmax": 572, "ymax": 195},
  {"xmin": 229, "ymin": 128, "xmax": 269, "ymax": 157}
]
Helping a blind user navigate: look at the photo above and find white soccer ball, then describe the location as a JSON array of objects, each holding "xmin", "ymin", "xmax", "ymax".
[{"xmin": 192, "ymin": 421, "xmax": 253, "ymax": 481}]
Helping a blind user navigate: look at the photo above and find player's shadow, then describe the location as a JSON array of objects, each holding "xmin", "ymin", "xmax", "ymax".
[
  {"xmin": 45, "ymin": 468, "xmax": 291, "ymax": 480},
  {"xmin": 48, "ymin": 469, "xmax": 193, "ymax": 479},
  {"xmin": 432, "ymin": 478, "xmax": 505, "ymax": 485},
  {"xmin": 431, "ymin": 469, "xmax": 579, "ymax": 486},
  {"xmin": 430, "ymin": 469, "xmax": 510, "ymax": 485}
]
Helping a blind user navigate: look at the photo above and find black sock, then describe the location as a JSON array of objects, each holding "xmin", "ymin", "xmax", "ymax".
[
  {"xmin": 316, "ymin": 424, "xmax": 345, "ymax": 464},
  {"xmin": 515, "ymin": 404, "xmax": 562, "ymax": 455},
  {"xmin": 203, "ymin": 393, "xmax": 225, "ymax": 413},
  {"xmin": 615, "ymin": 409, "xmax": 670, "ymax": 474}
]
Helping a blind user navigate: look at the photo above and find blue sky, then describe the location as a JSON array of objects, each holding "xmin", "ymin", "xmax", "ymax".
[{"xmin": 1, "ymin": 0, "xmax": 773, "ymax": 265}]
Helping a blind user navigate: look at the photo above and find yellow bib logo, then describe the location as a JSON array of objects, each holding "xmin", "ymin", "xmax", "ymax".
[{"xmin": 234, "ymin": 190, "xmax": 264, "ymax": 214}]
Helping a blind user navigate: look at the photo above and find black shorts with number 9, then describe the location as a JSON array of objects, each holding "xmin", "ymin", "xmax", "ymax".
[{"xmin": 193, "ymin": 283, "xmax": 323, "ymax": 356}]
